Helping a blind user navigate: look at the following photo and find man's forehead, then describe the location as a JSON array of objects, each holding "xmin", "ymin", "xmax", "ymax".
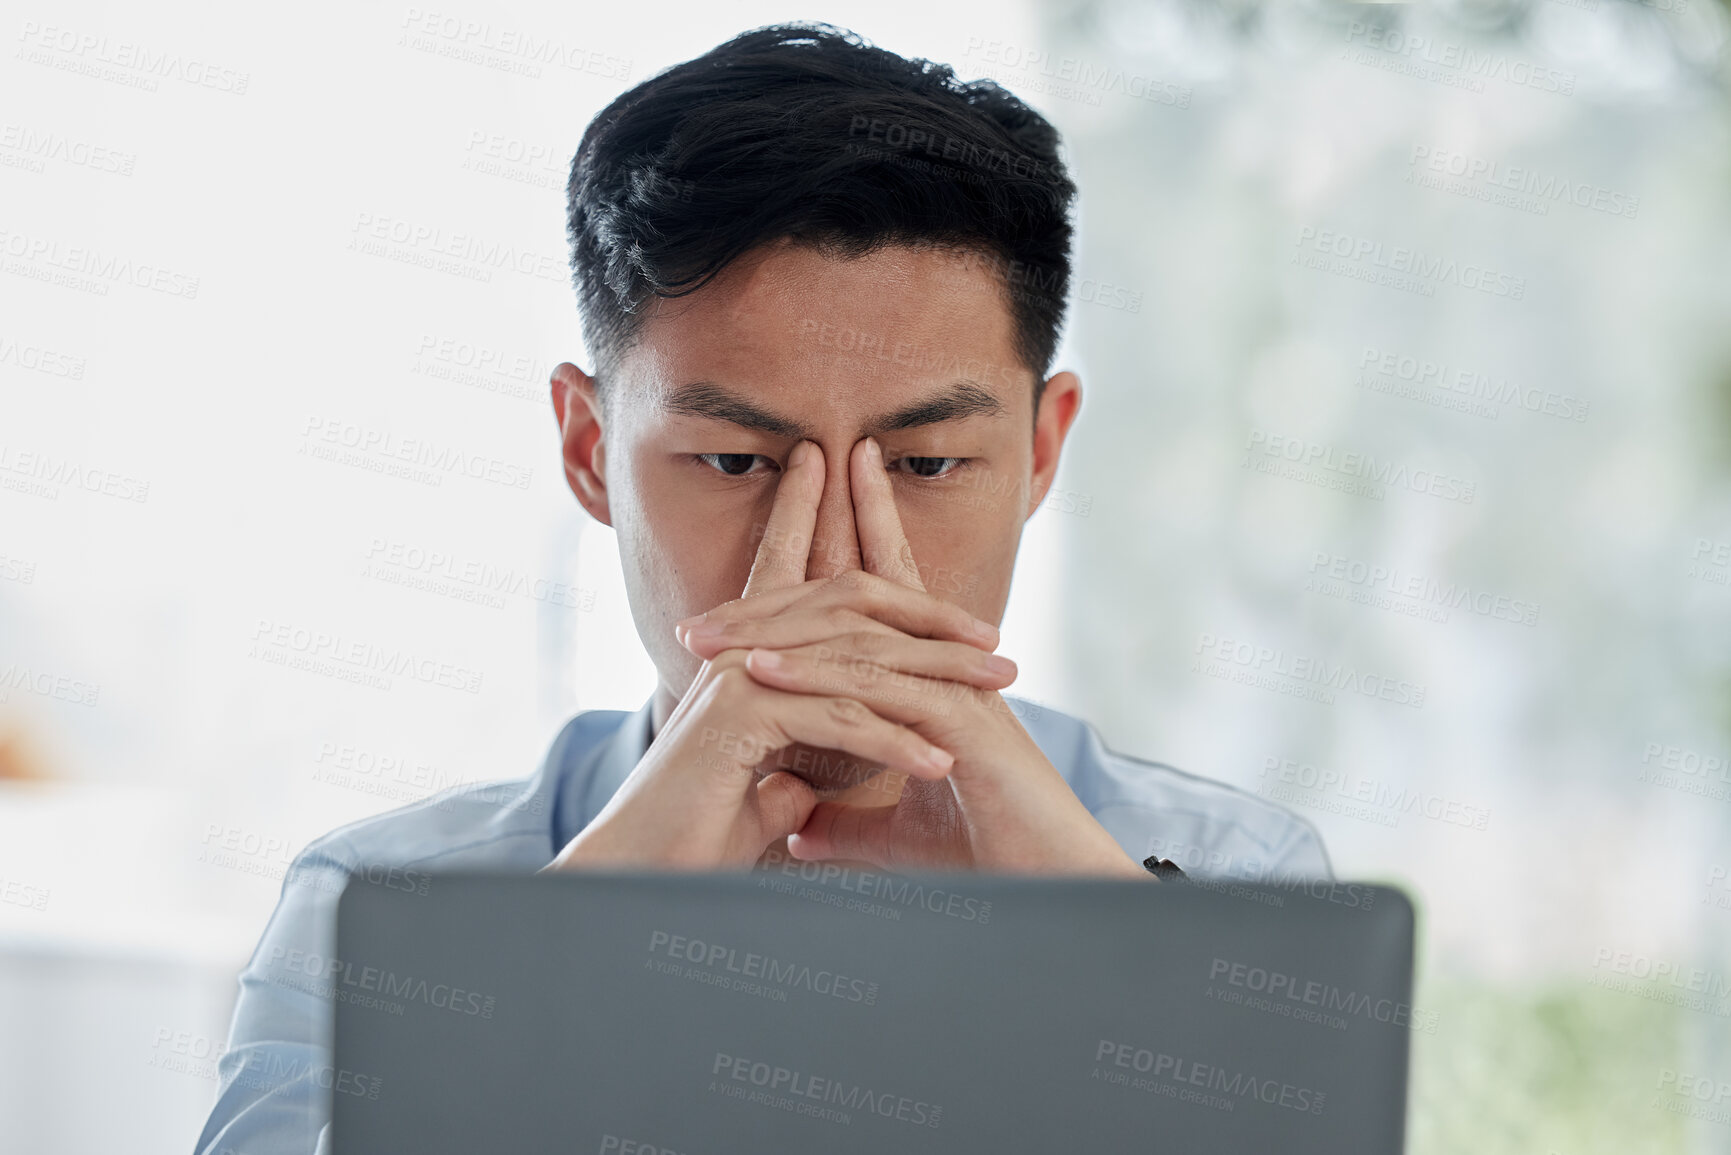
[{"xmin": 624, "ymin": 242, "xmax": 1034, "ymax": 425}]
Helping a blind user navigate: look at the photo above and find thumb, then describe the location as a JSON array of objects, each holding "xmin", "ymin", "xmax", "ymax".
[
  {"xmin": 754, "ymin": 771, "xmax": 819, "ymax": 844},
  {"xmin": 787, "ymin": 801, "xmax": 896, "ymax": 868}
]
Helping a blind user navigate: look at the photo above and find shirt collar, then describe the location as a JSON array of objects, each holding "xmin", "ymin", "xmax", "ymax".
[{"xmin": 556, "ymin": 696, "xmax": 655, "ymax": 848}]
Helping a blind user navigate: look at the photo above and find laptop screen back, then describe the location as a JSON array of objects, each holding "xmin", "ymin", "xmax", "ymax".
[{"xmin": 333, "ymin": 870, "xmax": 1414, "ymax": 1154}]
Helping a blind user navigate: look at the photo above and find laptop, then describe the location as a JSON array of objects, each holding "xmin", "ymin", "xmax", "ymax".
[{"xmin": 333, "ymin": 867, "xmax": 1414, "ymax": 1153}]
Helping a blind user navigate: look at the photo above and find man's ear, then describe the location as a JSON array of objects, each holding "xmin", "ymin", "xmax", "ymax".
[
  {"xmin": 550, "ymin": 361, "xmax": 612, "ymax": 527},
  {"xmin": 1025, "ymin": 370, "xmax": 1082, "ymax": 518}
]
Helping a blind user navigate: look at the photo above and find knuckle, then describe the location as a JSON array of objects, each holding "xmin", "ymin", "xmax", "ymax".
[
  {"xmin": 853, "ymin": 585, "xmax": 886, "ymax": 618},
  {"xmin": 833, "ymin": 570, "xmax": 872, "ymax": 595},
  {"xmin": 844, "ymin": 630, "xmax": 888, "ymax": 661},
  {"xmin": 708, "ymin": 647, "xmax": 749, "ymax": 673},
  {"xmin": 706, "ymin": 662, "xmax": 754, "ymax": 704},
  {"xmin": 845, "ymin": 610, "xmax": 887, "ymax": 641},
  {"xmin": 826, "ymin": 696, "xmax": 869, "ymax": 728},
  {"xmin": 714, "ymin": 616, "xmax": 752, "ymax": 642}
]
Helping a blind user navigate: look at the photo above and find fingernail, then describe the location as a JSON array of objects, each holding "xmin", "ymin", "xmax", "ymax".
[
  {"xmin": 789, "ymin": 442, "xmax": 808, "ymax": 469},
  {"xmin": 686, "ymin": 618, "xmax": 725, "ymax": 639},
  {"xmin": 923, "ymin": 745, "xmax": 955, "ymax": 773},
  {"xmin": 983, "ymin": 654, "xmax": 1017, "ymax": 680},
  {"xmin": 751, "ymin": 649, "xmax": 783, "ymax": 670},
  {"xmin": 972, "ymin": 618, "xmax": 1000, "ymax": 644},
  {"xmin": 864, "ymin": 436, "xmax": 883, "ymax": 466},
  {"xmin": 676, "ymin": 613, "xmax": 707, "ymax": 631}
]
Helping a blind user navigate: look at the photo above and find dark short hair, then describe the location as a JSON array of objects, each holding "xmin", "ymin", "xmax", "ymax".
[{"xmin": 565, "ymin": 22, "xmax": 1077, "ymax": 399}]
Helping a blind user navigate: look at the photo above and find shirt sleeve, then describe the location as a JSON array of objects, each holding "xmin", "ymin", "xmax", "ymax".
[
  {"xmin": 1264, "ymin": 814, "xmax": 1335, "ymax": 882},
  {"xmin": 194, "ymin": 841, "xmax": 352, "ymax": 1155}
]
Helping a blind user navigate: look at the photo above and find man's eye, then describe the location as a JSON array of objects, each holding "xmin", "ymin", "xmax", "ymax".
[
  {"xmin": 697, "ymin": 453, "xmax": 775, "ymax": 477},
  {"xmin": 893, "ymin": 456, "xmax": 964, "ymax": 479}
]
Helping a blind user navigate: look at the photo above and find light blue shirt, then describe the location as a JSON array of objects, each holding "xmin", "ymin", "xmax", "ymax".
[{"xmin": 194, "ymin": 696, "xmax": 1330, "ymax": 1154}]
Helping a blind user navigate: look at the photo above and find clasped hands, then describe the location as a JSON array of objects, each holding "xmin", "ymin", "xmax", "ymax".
[{"xmin": 547, "ymin": 437, "xmax": 1148, "ymax": 880}]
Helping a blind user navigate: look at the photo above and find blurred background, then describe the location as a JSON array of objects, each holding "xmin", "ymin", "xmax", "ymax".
[{"xmin": 3, "ymin": 0, "xmax": 1729, "ymax": 1150}]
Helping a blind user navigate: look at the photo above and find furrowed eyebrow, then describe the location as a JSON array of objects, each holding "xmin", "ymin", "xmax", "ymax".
[
  {"xmin": 862, "ymin": 380, "xmax": 1007, "ymax": 434},
  {"xmin": 661, "ymin": 382, "xmax": 813, "ymax": 439},
  {"xmin": 661, "ymin": 379, "xmax": 1007, "ymax": 439}
]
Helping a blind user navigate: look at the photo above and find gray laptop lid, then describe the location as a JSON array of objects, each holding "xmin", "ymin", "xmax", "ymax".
[{"xmin": 333, "ymin": 870, "xmax": 1413, "ymax": 1153}]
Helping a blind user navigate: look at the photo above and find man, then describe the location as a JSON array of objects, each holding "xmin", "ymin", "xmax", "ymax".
[{"xmin": 197, "ymin": 23, "xmax": 1328, "ymax": 1153}]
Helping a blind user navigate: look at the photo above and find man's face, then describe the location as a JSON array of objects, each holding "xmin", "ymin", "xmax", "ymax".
[{"xmin": 554, "ymin": 240, "xmax": 1080, "ymax": 720}]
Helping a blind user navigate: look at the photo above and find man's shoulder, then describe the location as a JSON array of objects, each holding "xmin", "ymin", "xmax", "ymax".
[
  {"xmin": 1014, "ymin": 697, "xmax": 1333, "ymax": 880},
  {"xmin": 293, "ymin": 708, "xmax": 630, "ymax": 876}
]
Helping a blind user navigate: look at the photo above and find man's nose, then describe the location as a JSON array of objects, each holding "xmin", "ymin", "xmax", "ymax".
[{"xmin": 807, "ymin": 443, "xmax": 862, "ymax": 581}]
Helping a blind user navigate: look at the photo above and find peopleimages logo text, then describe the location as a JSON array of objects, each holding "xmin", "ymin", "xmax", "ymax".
[
  {"xmin": 1358, "ymin": 346, "xmax": 1588, "ymax": 422},
  {"xmin": 647, "ymin": 930, "xmax": 879, "ymax": 1005},
  {"xmin": 250, "ymin": 618, "xmax": 485, "ymax": 694},
  {"xmin": 756, "ymin": 848, "xmax": 992, "ymax": 923},
  {"xmin": 1194, "ymin": 632, "xmax": 1426, "ymax": 709},
  {"xmin": 1294, "ymin": 227, "xmax": 1525, "ymax": 299},
  {"xmin": 1344, "ymin": 22, "xmax": 1575, "ymax": 95},
  {"xmin": 712, "ymin": 1053, "xmax": 942, "ymax": 1127},
  {"xmin": 1308, "ymin": 551, "xmax": 1539, "ymax": 627},
  {"xmin": 1590, "ymin": 947, "xmax": 1731, "ymax": 1001},
  {"xmin": 398, "ymin": 8, "xmax": 631, "ymax": 79},
  {"xmin": 1260, "ymin": 756, "xmax": 1491, "ymax": 832},
  {"xmin": 1208, "ymin": 957, "xmax": 1437, "ymax": 1032},
  {"xmin": 1094, "ymin": 1039, "xmax": 1326, "ymax": 1114},
  {"xmin": 1244, "ymin": 429, "xmax": 1475, "ymax": 504},
  {"xmin": 1407, "ymin": 145, "xmax": 1637, "ymax": 219},
  {"xmin": 15, "ymin": 21, "xmax": 251, "ymax": 93},
  {"xmin": 301, "ymin": 416, "xmax": 532, "ymax": 489},
  {"xmin": 0, "ymin": 225, "xmax": 200, "ymax": 298}
]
